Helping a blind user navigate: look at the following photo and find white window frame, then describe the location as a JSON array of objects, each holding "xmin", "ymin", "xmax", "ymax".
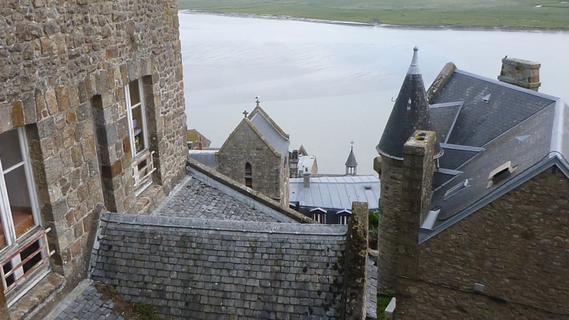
[
  {"xmin": 124, "ymin": 80, "xmax": 150, "ymax": 159},
  {"xmin": 0, "ymin": 128, "xmax": 42, "ymax": 250},
  {"xmin": 125, "ymin": 80, "xmax": 156, "ymax": 196},
  {"xmin": 0, "ymin": 128, "xmax": 51, "ymax": 305}
]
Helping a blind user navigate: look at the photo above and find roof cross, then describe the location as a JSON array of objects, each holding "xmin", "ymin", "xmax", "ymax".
[
  {"xmin": 242, "ymin": 110, "xmax": 248, "ymax": 118},
  {"xmin": 255, "ymin": 96, "xmax": 261, "ymax": 107}
]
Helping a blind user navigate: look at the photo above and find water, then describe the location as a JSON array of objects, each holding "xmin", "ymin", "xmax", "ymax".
[{"xmin": 179, "ymin": 12, "xmax": 569, "ymax": 175}]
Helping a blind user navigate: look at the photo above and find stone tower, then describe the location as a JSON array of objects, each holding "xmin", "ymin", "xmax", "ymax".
[
  {"xmin": 345, "ymin": 144, "xmax": 358, "ymax": 176},
  {"xmin": 375, "ymin": 47, "xmax": 442, "ymax": 294}
]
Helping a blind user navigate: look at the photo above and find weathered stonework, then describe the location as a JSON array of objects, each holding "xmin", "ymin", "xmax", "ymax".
[
  {"xmin": 217, "ymin": 119, "xmax": 289, "ymax": 207},
  {"xmin": 394, "ymin": 168, "xmax": 569, "ymax": 319},
  {"xmin": 379, "ymin": 132, "xmax": 569, "ymax": 318},
  {"xmin": 1, "ymin": 0, "xmax": 187, "ymax": 316},
  {"xmin": 341, "ymin": 202, "xmax": 369, "ymax": 320}
]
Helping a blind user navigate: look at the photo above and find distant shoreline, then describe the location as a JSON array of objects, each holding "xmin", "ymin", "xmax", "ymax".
[{"xmin": 181, "ymin": 10, "xmax": 569, "ymax": 33}]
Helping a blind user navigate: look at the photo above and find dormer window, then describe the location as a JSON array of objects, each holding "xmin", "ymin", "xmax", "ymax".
[
  {"xmin": 336, "ymin": 209, "xmax": 351, "ymax": 225},
  {"xmin": 444, "ymin": 179, "xmax": 470, "ymax": 199},
  {"xmin": 488, "ymin": 161, "xmax": 515, "ymax": 188},
  {"xmin": 310, "ymin": 208, "xmax": 327, "ymax": 224}
]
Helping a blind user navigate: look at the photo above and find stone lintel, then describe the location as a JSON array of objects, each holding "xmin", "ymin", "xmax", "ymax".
[{"xmin": 342, "ymin": 202, "xmax": 369, "ymax": 320}]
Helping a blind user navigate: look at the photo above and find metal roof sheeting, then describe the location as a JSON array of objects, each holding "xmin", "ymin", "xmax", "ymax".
[{"xmin": 289, "ymin": 175, "xmax": 380, "ymax": 210}]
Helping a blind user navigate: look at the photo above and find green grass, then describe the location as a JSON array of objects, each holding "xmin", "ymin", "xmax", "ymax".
[
  {"xmin": 177, "ymin": 0, "xmax": 569, "ymax": 29},
  {"xmin": 377, "ymin": 295, "xmax": 392, "ymax": 320}
]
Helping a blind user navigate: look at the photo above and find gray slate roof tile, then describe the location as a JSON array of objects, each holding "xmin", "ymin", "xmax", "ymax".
[{"xmin": 92, "ymin": 213, "xmax": 347, "ymax": 320}]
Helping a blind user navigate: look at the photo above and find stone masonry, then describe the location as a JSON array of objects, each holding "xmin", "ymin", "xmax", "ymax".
[
  {"xmin": 1, "ymin": 0, "xmax": 187, "ymax": 315},
  {"xmin": 377, "ymin": 132, "xmax": 569, "ymax": 319},
  {"xmin": 217, "ymin": 118, "xmax": 288, "ymax": 206},
  {"xmin": 395, "ymin": 168, "xmax": 569, "ymax": 319}
]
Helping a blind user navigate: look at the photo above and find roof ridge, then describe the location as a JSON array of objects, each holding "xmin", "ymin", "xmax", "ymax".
[
  {"xmin": 219, "ymin": 118, "xmax": 281, "ymax": 158},
  {"xmin": 248, "ymin": 105, "xmax": 290, "ymax": 141},
  {"xmin": 454, "ymin": 69, "xmax": 559, "ymax": 101},
  {"xmin": 101, "ymin": 212, "xmax": 345, "ymax": 236}
]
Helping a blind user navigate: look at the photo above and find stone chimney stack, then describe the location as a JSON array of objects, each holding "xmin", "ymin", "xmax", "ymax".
[
  {"xmin": 303, "ymin": 167, "xmax": 310, "ymax": 188},
  {"xmin": 398, "ymin": 131, "xmax": 437, "ymax": 276},
  {"xmin": 498, "ymin": 57, "xmax": 541, "ymax": 91}
]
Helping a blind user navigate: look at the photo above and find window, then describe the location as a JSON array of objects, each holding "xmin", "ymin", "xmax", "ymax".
[
  {"xmin": 244, "ymin": 162, "xmax": 253, "ymax": 188},
  {"xmin": 488, "ymin": 161, "xmax": 516, "ymax": 188},
  {"xmin": 337, "ymin": 209, "xmax": 351, "ymax": 225},
  {"xmin": 444, "ymin": 179, "xmax": 470, "ymax": 200},
  {"xmin": 0, "ymin": 128, "xmax": 51, "ymax": 302},
  {"xmin": 310, "ymin": 208, "xmax": 327, "ymax": 224},
  {"xmin": 125, "ymin": 80, "xmax": 155, "ymax": 195}
]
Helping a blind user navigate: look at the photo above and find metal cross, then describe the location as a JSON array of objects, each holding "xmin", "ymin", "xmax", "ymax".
[
  {"xmin": 255, "ymin": 96, "xmax": 261, "ymax": 107},
  {"xmin": 243, "ymin": 110, "xmax": 249, "ymax": 118}
]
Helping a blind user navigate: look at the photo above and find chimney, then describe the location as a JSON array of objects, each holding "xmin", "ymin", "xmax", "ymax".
[
  {"xmin": 303, "ymin": 167, "xmax": 310, "ymax": 188},
  {"xmin": 498, "ymin": 57, "xmax": 541, "ymax": 91}
]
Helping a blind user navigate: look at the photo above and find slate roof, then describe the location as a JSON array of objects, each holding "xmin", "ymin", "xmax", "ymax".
[
  {"xmin": 422, "ymin": 64, "xmax": 569, "ymax": 241},
  {"xmin": 298, "ymin": 155, "xmax": 317, "ymax": 175},
  {"xmin": 154, "ymin": 176, "xmax": 283, "ymax": 222},
  {"xmin": 248, "ymin": 106, "xmax": 290, "ymax": 157},
  {"xmin": 377, "ymin": 47, "xmax": 442, "ymax": 160},
  {"xmin": 289, "ymin": 175, "xmax": 380, "ymax": 210},
  {"xmin": 91, "ymin": 213, "xmax": 347, "ymax": 320},
  {"xmin": 156, "ymin": 160, "xmax": 311, "ymax": 223},
  {"xmin": 188, "ymin": 149, "xmax": 218, "ymax": 169}
]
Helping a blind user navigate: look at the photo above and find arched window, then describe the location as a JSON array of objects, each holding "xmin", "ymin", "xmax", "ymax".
[{"xmin": 244, "ymin": 162, "xmax": 253, "ymax": 188}]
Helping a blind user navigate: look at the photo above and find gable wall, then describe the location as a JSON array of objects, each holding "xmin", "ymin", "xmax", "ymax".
[
  {"xmin": 217, "ymin": 122, "xmax": 285, "ymax": 204},
  {"xmin": 394, "ymin": 168, "xmax": 569, "ymax": 319}
]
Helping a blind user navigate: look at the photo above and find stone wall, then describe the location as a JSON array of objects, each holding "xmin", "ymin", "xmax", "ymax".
[
  {"xmin": 392, "ymin": 168, "xmax": 569, "ymax": 319},
  {"xmin": 376, "ymin": 155, "xmax": 404, "ymax": 295},
  {"xmin": 217, "ymin": 119, "xmax": 286, "ymax": 205},
  {"xmin": 0, "ymin": 0, "xmax": 186, "ymax": 298}
]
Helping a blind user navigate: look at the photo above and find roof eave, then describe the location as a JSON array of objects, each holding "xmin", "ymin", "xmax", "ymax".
[{"xmin": 420, "ymin": 154, "xmax": 569, "ymax": 244}]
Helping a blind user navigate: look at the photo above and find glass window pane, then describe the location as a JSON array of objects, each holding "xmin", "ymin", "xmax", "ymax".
[
  {"xmin": 4, "ymin": 166, "xmax": 35, "ymax": 238},
  {"xmin": 132, "ymin": 105, "xmax": 146, "ymax": 154},
  {"xmin": 129, "ymin": 80, "xmax": 141, "ymax": 106},
  {"xmin": 0, "ymin": 215, "xmax": 6, "ymax": 250},
  {"xmin": 0, "ymin": 129, "xmax": 23, "ymax": 170}
]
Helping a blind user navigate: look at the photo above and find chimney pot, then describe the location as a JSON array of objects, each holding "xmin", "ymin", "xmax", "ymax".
[{"xmin": 303, "ymin": 167, "xmax": 310, "ymax": 188}]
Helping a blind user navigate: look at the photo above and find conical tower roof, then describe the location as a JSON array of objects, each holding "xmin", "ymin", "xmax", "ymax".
[
  {"xmin": 345, "ymin": 145, "xmax": 357, "ymax": 167},
  {"xmin": 376, "ymin": 47, "xmax": 443, "ymax": 160}
]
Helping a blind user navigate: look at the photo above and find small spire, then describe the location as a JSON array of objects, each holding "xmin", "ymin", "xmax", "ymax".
[
  {"xmin": 255, "ymin": 96, "xmax": 261, "ymax": 107},
  {"xmin": 407, "ymin": 46, "xmax": 421, "ymax": 75}
]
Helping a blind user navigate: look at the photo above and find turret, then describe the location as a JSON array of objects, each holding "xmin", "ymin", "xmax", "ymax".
[
  {"xmin": 375, "ymin": 47, "xmax": 440, "ymax": 295},
  {"xmin": 377, "ymin": 47, "xmax": 442, "ymax": 160},
  {"xmin": 345, "ymin": 143, "xmax": 358, "ymax": 176}
]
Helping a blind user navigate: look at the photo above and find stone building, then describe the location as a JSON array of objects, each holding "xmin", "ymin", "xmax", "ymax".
[
  {"xmin": 186, "ymin": 128, "xmax": 211, "ymax": 150},
  {"xmin": 290, "ymin": 146, "xmax": 380, "ymax": 225},
  {"xmin": 217, "ymin": 104, "xmax": 290, "ymax": 207},
  {"xmin": 1, "ymin": 1, "xmax": 186, "ymax": 317},
  {"xmin": 46, "ymin": 160, "xmax": 373, "ymax": 319},
  {"xmin": 376, "ymin": 48, "xmax": 569, "ymax": 319},
  {"xmin": 289, "ymin": 145, "xmax": 318, "ymax": 178}
]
